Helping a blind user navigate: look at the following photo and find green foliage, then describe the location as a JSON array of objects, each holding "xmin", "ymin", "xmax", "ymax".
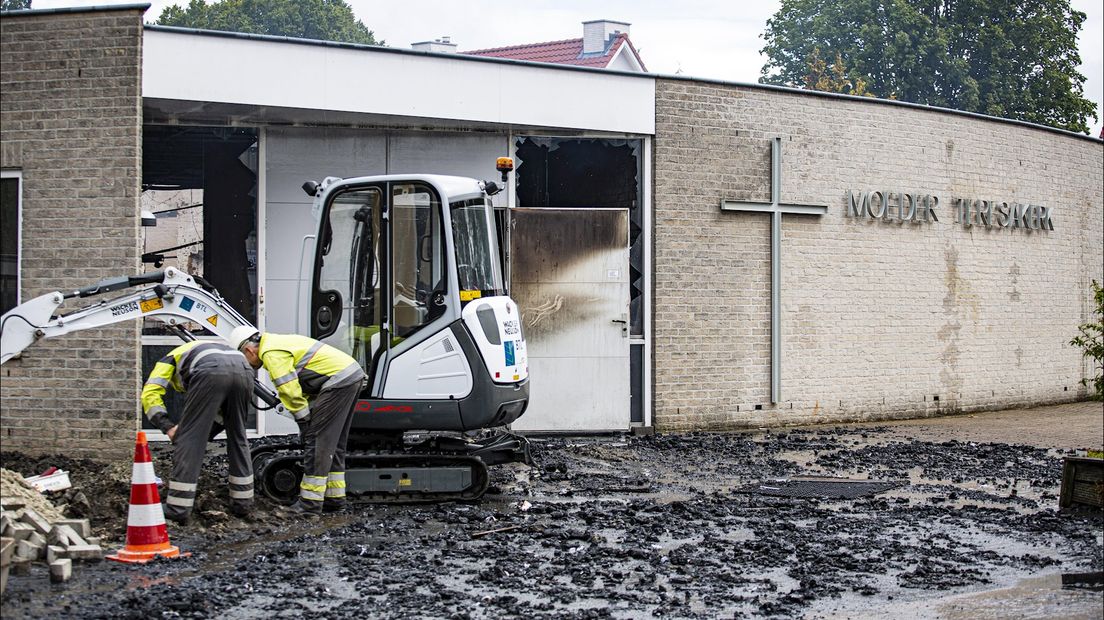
[
  {"xmin": 1, "ymin": 0, "xmax": 32, "ymax": 11},
  {"xmin": 155, "ymin": 0, "xmax": 383, "ymax": 46},
  {"xmin": 1071, "ymin": 280, "xmax": 1104, "ymax": 400},
  {"xmin": 760, "ymin": 0, "xmax": 1098, "ymax": 134}
]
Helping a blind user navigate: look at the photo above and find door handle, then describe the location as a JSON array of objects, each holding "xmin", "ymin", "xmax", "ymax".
[{"xmin": 611, "ymin": 317, "xmax": 628, "ymax": 337}]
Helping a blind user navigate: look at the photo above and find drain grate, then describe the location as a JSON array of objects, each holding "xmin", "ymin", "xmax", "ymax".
[{"xmin": 735, "ymin": 477, "xmax": 906, "ymax": 499}]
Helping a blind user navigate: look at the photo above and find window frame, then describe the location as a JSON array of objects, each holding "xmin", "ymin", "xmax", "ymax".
[{"xmin": 0, "ymin": 169, "xmax": 22, "ymax": 315}]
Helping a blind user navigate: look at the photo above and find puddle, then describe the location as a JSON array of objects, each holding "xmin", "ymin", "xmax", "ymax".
[{"xmin": 935, "ymin": 571, "xmax": 1104, "ymax": 620}]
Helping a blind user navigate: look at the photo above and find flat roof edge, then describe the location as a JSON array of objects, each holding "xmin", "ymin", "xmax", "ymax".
[
  {"xmin": 1, "ymin": 3, "xmax": 150, "ymax": 17},
  {"xmin": 142, "ymin": 25, "xmax": 1100, "ymax": 144}
]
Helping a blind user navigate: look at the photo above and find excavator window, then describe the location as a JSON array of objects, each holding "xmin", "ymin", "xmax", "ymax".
[
  {"xmin": 450, "ymin": 197, "xmax": 504, "ymax": 302},
  {"xmin": 316, "ymin": 187, "xmax": 384, "ymax": 371},
  {"xmin": 391, "ymin": 184, "xmax": 444, "ymax": 338}
]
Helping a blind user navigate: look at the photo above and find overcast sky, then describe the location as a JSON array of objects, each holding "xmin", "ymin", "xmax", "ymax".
[{"xmin": 29, "ymin": 0, "xmax": 1104, "ymax": 135}]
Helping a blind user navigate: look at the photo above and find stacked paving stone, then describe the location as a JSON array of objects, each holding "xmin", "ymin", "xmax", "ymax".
[{"xmin": 1, "ymin": 497, "xmax": 102, "ymax": 586}]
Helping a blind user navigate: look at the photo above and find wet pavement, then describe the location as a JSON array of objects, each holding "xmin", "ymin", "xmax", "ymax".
[{"xmin": 1, "ymin": 401, "xmax": 1101, "ymax": 619}]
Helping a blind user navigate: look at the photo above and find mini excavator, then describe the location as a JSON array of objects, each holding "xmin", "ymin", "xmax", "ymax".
[{"xmin": 1, "ymin": 169, "xmax": 530, "ymax": 503}]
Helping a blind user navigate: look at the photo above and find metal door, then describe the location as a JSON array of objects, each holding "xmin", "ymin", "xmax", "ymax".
[{"xmin": 509, "ymin": 209, "xmax": 630, "ymax": 431}]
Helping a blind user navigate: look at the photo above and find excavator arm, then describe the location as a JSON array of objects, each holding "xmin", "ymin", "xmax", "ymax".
[{"xmin": 0, "ymin": 267, "xmax": 283, "ymax": 411}]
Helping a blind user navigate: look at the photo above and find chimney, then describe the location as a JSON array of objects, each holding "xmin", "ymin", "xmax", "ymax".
[
  {"xmin": 582, "ymin": 20, "xmax": 630, "ymax": 55},
  {"xmin": 411, "ymin": 36, "xmax": 457, "ymax": 53}
]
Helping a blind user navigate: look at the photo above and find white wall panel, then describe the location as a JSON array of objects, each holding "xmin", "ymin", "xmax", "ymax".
[
  {"xmin": 387, "ymin": 133, "xmax": 510, "ymax": 207},
  {"xmin": 266, "ymin": 128, "xmax": 388, "ymax": 203},
  {"xmin": 262, "ymin": 279, "xmax": 310, "ymax": 333},
  {"xmin": 263, "ymin": 202, "xmax": 316, "ymax": 279},
  {"xmin": 387, "ymin": 133, "xmax": 509, "ymax": 177}
]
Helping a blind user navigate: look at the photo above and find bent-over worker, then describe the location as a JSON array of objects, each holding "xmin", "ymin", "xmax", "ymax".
[
  {"xmin": 142, "ymin": 340, "xmax": 255, "ymax": 523},
  {"xmin": 230, "ymin": 327, "xmax": 365, "ymax": 515}
]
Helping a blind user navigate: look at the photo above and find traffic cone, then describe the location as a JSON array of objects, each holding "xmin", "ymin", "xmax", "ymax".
[{"xmin": 106, "ymin": 431, "xmax": 187, "ymax": 564}]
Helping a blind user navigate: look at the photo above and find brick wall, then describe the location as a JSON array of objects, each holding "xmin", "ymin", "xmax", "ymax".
[
  {"xmin": 1, "ymin": 7, "xmax": 143, "ymax": 458},
  {"xmin": 653, "ymin": 80, "xmax": 1104, "ymax": 431}
]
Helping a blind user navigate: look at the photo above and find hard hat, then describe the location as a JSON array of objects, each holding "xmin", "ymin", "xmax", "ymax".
[{"xmin": 230, "ymin": 326, "xmax": 261, "ymax": 351}]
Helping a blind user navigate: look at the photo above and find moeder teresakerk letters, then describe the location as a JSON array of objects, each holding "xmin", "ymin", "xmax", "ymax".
[{"xmin": 847, "ymin": 190, "xmax": 1054, "ymax": 231}]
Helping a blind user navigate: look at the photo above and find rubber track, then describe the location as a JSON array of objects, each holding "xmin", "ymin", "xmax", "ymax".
[{"xmin": 253, "ymin": 448, "xmax": 491, "ymax": 504}]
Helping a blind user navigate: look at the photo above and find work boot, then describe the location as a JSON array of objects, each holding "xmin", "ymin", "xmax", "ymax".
[
  {"xmin": 229, "ymin": 502, "xmax": 254, "ymax": 519},
  {"xmin": 277, "ymin": 499, "xmax": 321, "ymax": 518},
  {"xmin": 164, "ymin": 506, "xmax": 191, "ymax": 526},
  {"xmin": 322, "ymin": 498, "xmax": 347, "ymax": 514}
]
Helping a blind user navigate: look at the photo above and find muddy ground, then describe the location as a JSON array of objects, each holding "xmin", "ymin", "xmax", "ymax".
[{"xmin": 1, "ymin": 405, "xmax": 1102, "ymax": 619}]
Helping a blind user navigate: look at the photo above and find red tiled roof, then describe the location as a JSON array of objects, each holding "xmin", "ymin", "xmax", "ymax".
[{"xmin": 462, "ymin": 33, "xmax": 645, "ymax": 71}]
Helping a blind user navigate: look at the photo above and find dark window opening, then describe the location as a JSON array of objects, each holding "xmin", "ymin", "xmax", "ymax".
[
  {"xmin": 0, "ymin": 175, "xmax": 19, "ymax": 315},
  {"xmin": 514, "ymin": 137, "xmax": 638, "ymax": 208},
  {"xmin": 631, "ymin": 344, "xmax": 643, "ymax": 424},
  {"xmin": 141, "ymin": 126, "xmax": 259, "ymax": 331}
]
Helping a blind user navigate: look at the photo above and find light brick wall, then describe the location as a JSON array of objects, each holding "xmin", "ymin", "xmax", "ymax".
[
  {"xmin": 653, "ymin": 80, "xmax": 1104, "ymax": 431},
  {"xmin": 1, "ymin": 8, "xmax": 143, "ymax": 458}
]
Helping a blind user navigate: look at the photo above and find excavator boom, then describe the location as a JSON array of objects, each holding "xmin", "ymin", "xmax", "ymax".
[{"xmin": 0, "ymin": 267, "xmax": 282, "ymax": 409}]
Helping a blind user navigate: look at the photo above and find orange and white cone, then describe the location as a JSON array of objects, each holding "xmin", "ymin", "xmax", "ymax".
[{"xmin": 106, "ymin": 431, "xmax": 187, "ymax": 564}]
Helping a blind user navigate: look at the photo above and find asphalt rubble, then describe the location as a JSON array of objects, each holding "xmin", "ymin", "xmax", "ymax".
[{"xmin": 0, "ymin": 424, "xmax": 1101, "ymax": 619}]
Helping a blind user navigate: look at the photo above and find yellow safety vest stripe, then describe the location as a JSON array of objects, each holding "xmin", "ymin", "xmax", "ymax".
[
  {"xmin": 259, "ymin": 333, "xmax": 361, "ymax": 412},
  {"xmin": 140, "ymin": 341, "xmax": 203, "ymax": 414},
  {"xmin": 260, "ymin": 347, "xmax": 308, "ymax": 413},
  {"xmin": 300, "ymin": 475, "xmax": 327, "ymax": 501},
  {"xmin": 325, "ymin": 472, "xmax": 346, "ymax": 498}
]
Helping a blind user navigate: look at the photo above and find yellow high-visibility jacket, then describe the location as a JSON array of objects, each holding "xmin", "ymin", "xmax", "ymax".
[
  {"xmin": 141, "ymin": 341, "xmax": 244, "ymax": 432},
  {"xmin": 258, "ymin": 333, "xmax": 363, "ymax": 419}
]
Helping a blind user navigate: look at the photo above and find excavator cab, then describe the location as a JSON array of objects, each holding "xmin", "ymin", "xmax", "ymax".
[{"xmin": 308, "ymin": 175, "xmax": 529, "ymax": 433}]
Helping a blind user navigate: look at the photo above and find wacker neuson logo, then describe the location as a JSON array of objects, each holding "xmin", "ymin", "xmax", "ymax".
[{"xmin": 846, "ymin": 190, "xmax": 1055, "ymax": 231}]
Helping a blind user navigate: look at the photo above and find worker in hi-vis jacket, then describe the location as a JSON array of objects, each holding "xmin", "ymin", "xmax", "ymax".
[
  {"xmin": 142, "ymin": 340, "xmax": 255, "ymax": 524},
  {"xmin": 230, "ymin": 327, "xmax": 365, "ymax": 516}
]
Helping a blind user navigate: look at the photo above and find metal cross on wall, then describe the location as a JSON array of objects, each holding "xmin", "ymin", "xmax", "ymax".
[{"xmin": 720, "ymin": 137, "xmax": 827, "ymax": 403}]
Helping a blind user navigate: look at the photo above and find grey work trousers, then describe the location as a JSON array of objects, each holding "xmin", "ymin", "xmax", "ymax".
[
  {"xmin": 164, "ymin": 353, "xmax": 255, "ymax": 520},
  {"xmin": 297, "ymin": 377, "xmax": 361, "ymax": 505}
]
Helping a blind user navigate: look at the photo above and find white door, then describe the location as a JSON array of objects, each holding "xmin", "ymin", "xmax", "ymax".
[{"xmin": 509, "ymin": 209, "xmax": 630, "ymax": 431}]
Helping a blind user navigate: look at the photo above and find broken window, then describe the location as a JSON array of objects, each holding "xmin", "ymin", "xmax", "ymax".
[{"xmin": 515, "ymin": 137, "xmax": 639, "ymax": 209}]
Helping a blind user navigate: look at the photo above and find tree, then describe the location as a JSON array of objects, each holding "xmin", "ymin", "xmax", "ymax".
[
  {"xmin": 1071, "ymin": 281, "xmax": 1103, "ymax": 400},
  {"xmin": 760, "ymin": 0, "xmax": 1097, "ymax": 134},
  {"xmin": 1, "ymin": 0, "xmax": 32, "ymax": 10},
  {"xmin": 155, "ymin": 0, "xmax": 383, "ymax": 46}
]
